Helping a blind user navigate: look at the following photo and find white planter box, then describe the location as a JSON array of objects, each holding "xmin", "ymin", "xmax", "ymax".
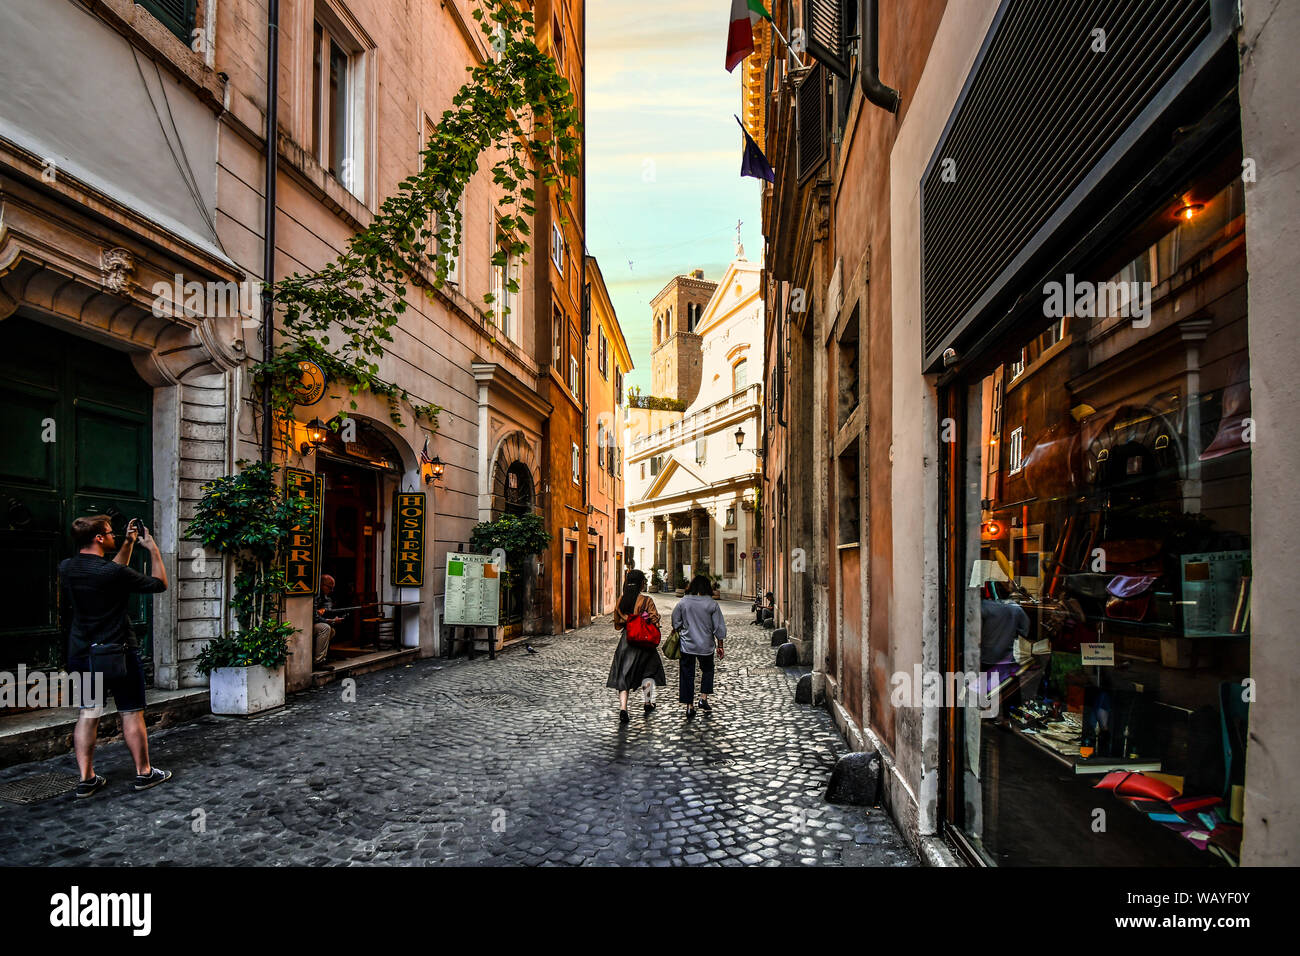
[{"xmin": 210, "ymin": 665, "xmax": 285, "ymax": 716}]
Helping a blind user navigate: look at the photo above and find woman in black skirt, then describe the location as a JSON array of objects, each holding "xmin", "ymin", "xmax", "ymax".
[{"xmin": 608, "ymin": 569, "xmax": 666, "ymax": 724}]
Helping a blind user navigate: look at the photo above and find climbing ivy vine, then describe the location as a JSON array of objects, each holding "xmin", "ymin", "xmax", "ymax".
[{"xmin": 255, "ymin": 0, "xmax": 581, "ymax": 431}]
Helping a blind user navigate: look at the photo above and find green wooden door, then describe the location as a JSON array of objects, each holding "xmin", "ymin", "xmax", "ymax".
[{"xmin": 0, "ymin": 318, "xmax": 154, "ymax": 672}]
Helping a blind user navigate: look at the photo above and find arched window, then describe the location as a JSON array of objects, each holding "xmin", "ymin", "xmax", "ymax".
[
  {"xmin": 655, "ymin": 317, "xmax": 662, "ymax": 346},
  {"xmin": 732, "ymin": 358, "xmax": 748, "ymax": 392}
]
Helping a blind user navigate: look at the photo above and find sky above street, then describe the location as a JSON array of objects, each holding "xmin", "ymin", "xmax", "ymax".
[{"xmin": 586, "ymin": 0, "xmax": 766, "ymax": 395}]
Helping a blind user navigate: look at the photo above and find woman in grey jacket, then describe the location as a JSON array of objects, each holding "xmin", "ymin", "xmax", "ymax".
[{"xmin": 671, "ymin": 574, "xmax": 727, "ymax": 719}]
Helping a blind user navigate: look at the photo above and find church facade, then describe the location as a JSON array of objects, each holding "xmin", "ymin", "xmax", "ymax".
[{"xmin": 624, "ymin": 253, "xmax": 763, "ymax": 600}]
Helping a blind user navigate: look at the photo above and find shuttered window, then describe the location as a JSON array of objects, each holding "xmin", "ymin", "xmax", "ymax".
[
  {"xmin": 796, "ymin": 63, "xmax": 827, "ymax": 182},
  {"xmin": 919, "ymin": 0, "xmax": 1217, "ymax": 370},
  {"xmin": 136, "ymin": 0, "xmax": 197, "ymax": 44},
  {"xmin": 806, "ymin": 0, "xmax": 849, "ymax": 79}
]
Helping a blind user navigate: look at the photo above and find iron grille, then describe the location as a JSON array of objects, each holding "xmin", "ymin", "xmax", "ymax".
[
  {"xmin": 920, "ymin": 0, "xmax": 1214, "ymax": 368},
  {"xmin": 807, "ymin": 0, "xmax": 850, "ymax": 78},
  {"xmin": 796, "ymin": 63, "xmax": 827, "ymax": 182}
]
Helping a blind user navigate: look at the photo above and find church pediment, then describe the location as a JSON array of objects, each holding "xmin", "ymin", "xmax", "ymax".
[{"xmin": 640, "ymin": 456, "xmax": 706, "ymax": 502}]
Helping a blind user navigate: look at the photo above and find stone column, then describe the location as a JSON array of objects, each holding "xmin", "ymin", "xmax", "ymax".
[
  {"xmin": 664, "ymin": 515, "xmax": 677, "ymax": 589},
  {"xmin": 652, "ymin": 516, "xmax": 666, "ymax": 581},
  {"xmin": 689, "ymin": 509, "xmax": 704, "ymax": 582}
]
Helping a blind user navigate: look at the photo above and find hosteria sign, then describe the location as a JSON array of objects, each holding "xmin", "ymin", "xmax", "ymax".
[
  {"xmin": 284, "ymin": 468, "xmax": 323, "ymax": 594},
  {"xmin": 391, "ymin": 492, "xmax": 426, "ymax": 587}
]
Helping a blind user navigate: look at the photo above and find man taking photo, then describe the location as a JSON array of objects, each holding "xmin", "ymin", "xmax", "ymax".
[{"xmin": 59, "ymin": 515, "xmax": 171, "ymax": 798}]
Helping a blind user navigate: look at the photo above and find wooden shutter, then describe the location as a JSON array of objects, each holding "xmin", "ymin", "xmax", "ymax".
[
  {"xmin": 136, "ymin": 0, "xmax": 197, "ymax": 43},
  {"xmin": 805, "ymin": 0, "xmax": 849, "ymax": 78},
  {"xmin": 796, "ymin": 63, "xmax": 827, "ymax": 182}
]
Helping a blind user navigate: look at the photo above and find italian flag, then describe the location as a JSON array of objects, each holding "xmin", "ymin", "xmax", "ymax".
[{"xmin": 726, "ymin": 0, "xmax": 771, "ymax": 73}]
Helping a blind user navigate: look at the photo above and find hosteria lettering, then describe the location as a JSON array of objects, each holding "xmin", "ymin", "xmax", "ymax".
[
  {"xmin": 284, "ymin": 468, "xmax": 323, "ymax": 594},
  {"xmin": 391, "ymin": 492, "xmax": 426, "ymax": 587}
]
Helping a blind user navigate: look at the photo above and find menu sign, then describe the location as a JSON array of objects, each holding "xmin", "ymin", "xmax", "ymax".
[
  {"xmin": 444, "ymin": 552, "xmax": 501, "ymax": 627},
  {"xmin": 391, "ymin": 492, "xmax": 426, "ymax": 587},
  {"xmin": 284, "ymin": 468, "xmax": 323, "ymax": 594}
]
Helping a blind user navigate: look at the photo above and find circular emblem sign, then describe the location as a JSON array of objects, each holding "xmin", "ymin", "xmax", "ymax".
[{"xmin": 293, "ymin": 360, "xmax": 327, "ymax": 406}]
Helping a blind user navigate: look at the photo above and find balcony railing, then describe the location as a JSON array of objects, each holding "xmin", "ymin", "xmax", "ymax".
[{"xmin": 630, "ymin": 384, "xmax": 762, "ymax": 453}]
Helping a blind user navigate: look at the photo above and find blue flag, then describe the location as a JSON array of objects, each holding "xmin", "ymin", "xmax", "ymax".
[{"xmin": 736, "ymin": 115, "xmax": 775, "ymax": 183}]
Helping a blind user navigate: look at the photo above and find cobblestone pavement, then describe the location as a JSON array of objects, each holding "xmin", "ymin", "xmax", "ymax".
[{"xmin": 0, "ymin": 601, "xmax": 917, "ymax": 866}]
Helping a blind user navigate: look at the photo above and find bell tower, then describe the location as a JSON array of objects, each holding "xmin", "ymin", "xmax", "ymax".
[{"xmin": 649, "ymin": 269, "xmax": 717, "ymax": 406}]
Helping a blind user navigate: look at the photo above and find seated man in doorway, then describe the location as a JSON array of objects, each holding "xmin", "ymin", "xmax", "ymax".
[{"xmin": 313, "ymin": 574, "xmax": 345, "ymax": 667}]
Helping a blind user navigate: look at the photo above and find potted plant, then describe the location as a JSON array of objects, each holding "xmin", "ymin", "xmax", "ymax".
[
  {"xmin": 469, "ymin": 512, "xmax": 552, "ymax": 645},
  {"xmin": 650, "ymin": 569, "xmax": 664, "ymax": 593},
  {"xmin": 710, "ymin": 573, "xmax": 723, "ymax": 599},
  {"xmin": 190, "ymin": 461, "xmax": 313, "ymax": 716}
]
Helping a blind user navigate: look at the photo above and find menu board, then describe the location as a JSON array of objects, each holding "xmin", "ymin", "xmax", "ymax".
[
  {"xmin": 444, "ymin": 552, "xmax": 502, "ymax": 627},
  {"xmin": 1180, "ymin": 551, "xmax": 1250, "ymax": 637}
]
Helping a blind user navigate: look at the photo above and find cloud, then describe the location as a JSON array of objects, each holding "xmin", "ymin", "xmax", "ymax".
[{"xmin": 585, "ymin": 0, "xmax": 763, "ymax": 393}]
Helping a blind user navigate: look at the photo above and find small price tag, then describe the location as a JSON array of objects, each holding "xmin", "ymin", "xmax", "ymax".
[{"xmin": 1080, "ymin": 642, "xmax": 1115, "ymax": 666}]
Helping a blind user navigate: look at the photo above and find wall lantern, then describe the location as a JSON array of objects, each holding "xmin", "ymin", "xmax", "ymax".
[
  {"xmin": 424, "ymin": 455, "xmax": 445, "ymax": 486},
  {"xmin": 1175, "ymin": 200, "xmax": 1205, "ymax": 222},
  {"xmin": 300, "ymin": 418, "xmax": 328, "ymax": 455},
  {"xmin": 735, "ymin": 426, "xmax": 745, "ymax": 450}
]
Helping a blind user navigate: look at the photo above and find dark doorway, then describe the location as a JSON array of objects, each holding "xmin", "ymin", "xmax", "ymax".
[
  {"xmin": 0, "ymin": 317, "xmax": 153, "ymax": 672},
  {"xmin": 316, "ymin": 455, "xmax": 380, "ymax": 652},
  {"xmin": 588, "ymin": 546, "xmax": 597, "ymax": 616},
  {"xmin": 564, "ymin": 548, "xmax": 575, "ymax": 631}
]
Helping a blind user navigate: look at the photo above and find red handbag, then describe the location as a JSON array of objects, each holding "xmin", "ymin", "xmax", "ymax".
[{"xmin": 625, "ymin": 611, "xmax": 661, "ymax": 648}]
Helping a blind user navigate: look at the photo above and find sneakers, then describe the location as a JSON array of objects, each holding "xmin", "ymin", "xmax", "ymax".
[
  {"xmin": 133, "ymin": 767, "xmax": 172, "ymax": 791},
  {"xmin": 74, "ymin": 774, "xmax": 107, "ymax": 799}
]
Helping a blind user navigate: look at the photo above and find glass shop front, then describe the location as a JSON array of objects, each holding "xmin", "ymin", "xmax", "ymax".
[{"xmin": 948, "ymin": 165, "xmax": 1251, "ymax": 866}]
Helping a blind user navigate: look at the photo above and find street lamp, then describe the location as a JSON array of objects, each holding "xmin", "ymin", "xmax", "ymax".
[
  {"xmin": 300, "ymin": 418, "xmax": 327, "ymax": 455},
  {"xmin": 735, "ymin": 426, "xmax": 745, "ymax": 451}
]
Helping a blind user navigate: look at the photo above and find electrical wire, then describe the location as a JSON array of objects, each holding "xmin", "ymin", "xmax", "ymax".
[{"xmin": 129, "ymin": 44, "xmax": 224, "ymax": 251}]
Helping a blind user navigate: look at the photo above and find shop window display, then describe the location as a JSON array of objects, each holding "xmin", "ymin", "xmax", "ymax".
[{"xmin": 962, "ymin": 178, "xmax": 1250, "ymax": 867}]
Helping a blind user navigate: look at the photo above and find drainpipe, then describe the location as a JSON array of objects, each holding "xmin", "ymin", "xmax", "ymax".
[
  {"xmin": 261, "ymin": 0, "xmax": 280, "ymax": 462},
  {"xmin": 860, "ymin": 0, "xmax": 900, "ymax": 114}
]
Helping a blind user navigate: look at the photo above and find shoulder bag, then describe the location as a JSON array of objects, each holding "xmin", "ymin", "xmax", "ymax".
[
  {"xmin": 624, "ymin": 603, "xmax": 662, "ymax": 648},
  {"xmin": 89, "ymin": 642, "xmax": 128, "ymax": 680}
]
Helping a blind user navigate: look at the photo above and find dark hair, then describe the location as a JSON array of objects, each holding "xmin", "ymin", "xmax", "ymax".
[
  {"xmin": 619, "ymin": 569, "xmax": 647, "ymax": 615},
  {"xmin": 72, "ymin": 515, "xmax": 113, "ymax": 549},
  {"xmin": 687, "ymin": 574, "xmax": 713, "ymax": 596}
]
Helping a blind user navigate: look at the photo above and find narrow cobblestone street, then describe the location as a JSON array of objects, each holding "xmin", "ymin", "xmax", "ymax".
[{"xmin": 0, "ymin": 601, "xmax": 915, "ymax": 866}]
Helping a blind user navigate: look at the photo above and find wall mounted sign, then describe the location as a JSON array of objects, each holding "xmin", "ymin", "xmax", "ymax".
[
  {"xmin": 444, "ymin": 552, "xmax": 501, "ymax": 627},
  {"xmin": 292, "ymin": 360, "xmax": 327, "ymax": 406},
  {"xmin": 284, "ymin": 468, "xmax": 323, "ymax": 594},
  {"xmin": 391, "ymin": 492, "xmax": 426, "ymax": 587}
]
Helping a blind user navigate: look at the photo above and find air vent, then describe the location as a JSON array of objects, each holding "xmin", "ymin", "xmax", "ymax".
[
  {"xmin": 796, "ymin": 64, "xmax": 827, "ymax": 182},
  {"xmin": 920, "ymin": 0, "xmax": 1216, "ymax": 369}
]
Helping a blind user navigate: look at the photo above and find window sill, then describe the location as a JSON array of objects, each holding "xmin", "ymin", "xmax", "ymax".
[
  {"xmin": 276, "ymin": 136, "xmax": 371, "ymax": 227},
  {"xmin": 90, "ymin": 0, "xmax": 226, "ymax": 113}
]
